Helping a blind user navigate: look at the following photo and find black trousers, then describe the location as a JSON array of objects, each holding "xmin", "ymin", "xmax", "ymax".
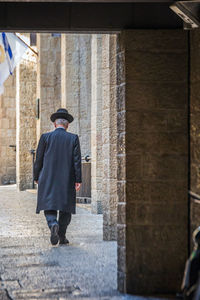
[{"xmin": 44, "ymin": 210, "xmax": 71, "ymax": 238}]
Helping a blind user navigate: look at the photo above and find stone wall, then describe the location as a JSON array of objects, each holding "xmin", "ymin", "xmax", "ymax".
[
  {"xmin": 116, "ymin": 33, "xmax": 126, "ymax": 292},
  {"xmin": 91, "ymin": 34, "xmax": 103, "ymax": 214},
  {"xmin": 0, "ymin": 73, "xmax": 16, "ymax": 185},
  {"xmin": 36, "ymin": 33, "xmax": 61, "ymax": 140},
  {"xmin": 190, "ymin": 30, "xmax": 200, "ymax": 240},
  {"xmin": 102, "ymin": 34, "xmax": 118, "ymax": 240},
  {"xmin": 117, "ymin": 30, "xmax": 189, "ymax": 294},
  {"xmin": 61, "ymin": 34, "xmax": 91, "ymax": 157},
  {"xmin": 16, "ymin": 53, "xmax": 37, "ymax": 191}
]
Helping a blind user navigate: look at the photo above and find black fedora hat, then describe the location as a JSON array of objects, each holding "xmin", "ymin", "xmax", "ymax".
[{"xmin": 50, "ymin": 108, "xmax": 74, "ymax": 123}]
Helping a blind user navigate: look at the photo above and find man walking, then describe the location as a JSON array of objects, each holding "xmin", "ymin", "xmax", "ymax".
[{"xmin": 34, "ymin": 108, "xmax": 82, "ymax": 246}]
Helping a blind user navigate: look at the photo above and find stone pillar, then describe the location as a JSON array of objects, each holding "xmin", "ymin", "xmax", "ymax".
[
  {"xmin": 102, "ymin": 35, "xmax": 118, "ymax": 240},
  {"xmin": 16, "ymin": 56, "xmax": 37, "ymax": 191},
  {"xmin": 190, "ymin": 30, "xmax": 200, "ymax": 240},
  {"xmin": 61, "ymin": 34, "xmax": 80, "ymax": 136},
  {"xmin": 117, "ymin": 30, "xmax": 189, "ymax": 294},
  {"xmin": 0, "ymin": 73, "xmax": 16, "ymax": 185},
  {"xmin": 61, "ymin": 34, "xmax": 91, "ymax": 157},
  {"xmin": 116, "ymin": 33, "xmax": 126, "ymax": 292},
  {"xmin": 91, "ymin": 34, "xmax": 103, "ymax": 214},
  {"xmin": 36, "ymin": 33, "xmax": 61, "ymax": 140}
]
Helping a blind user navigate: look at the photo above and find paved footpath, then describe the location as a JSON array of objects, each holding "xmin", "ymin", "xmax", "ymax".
[{"xmin": 0, "ymin": 186, "xmax": 171, "ymax": 300}]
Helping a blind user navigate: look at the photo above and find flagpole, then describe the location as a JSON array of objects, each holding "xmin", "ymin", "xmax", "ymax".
[{"xmin": 14, "ymin": 33, "xmax": 38, "ymax": 56}]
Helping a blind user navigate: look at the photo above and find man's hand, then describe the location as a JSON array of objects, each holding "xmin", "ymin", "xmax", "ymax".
[
  {"xmin": 75, "ymin": 183, "xmax": 81, "ymax": 191},
  {"xmin": 35, "ymin": 181, "xmax": 38, "ymax": 184}
]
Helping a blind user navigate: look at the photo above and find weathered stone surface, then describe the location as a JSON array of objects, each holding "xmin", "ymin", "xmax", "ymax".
[
  {"xmin": 117, "ymin": 245, "xmax": 126, "ymax": 273},
  {"xmin": 117, "ymin": 225, "xmax": 126, "ymax": 247},
  {"xmin": 117, "ymin": 111, "xmax": 126, "ymax": 134},
  {"xmin": 126, "ymin": 132, "xmax": 188, "ymax": 155},
  {"xmin": 117, "ymin": 30, "xmax": 188, "ymax": 294},
  {"xmin": 116, "ymin": 34, "xmax": 127, "ymax": 295},
  {"xmin": 36, "ymin": 33, "xmax": 61, "ymax": 140},
  {"xmin": 116, "ymin": 84, "xmax": 126, "ymax": 112},
  {"xmin": 126, "ymin": 180, "xmax": 187, "ymax": 204},
  {"xmin": 61, "ymin": 34, "xmax": 91, "ymax": 157},
  {"xmin": 0, "ymin": 72, "xmax": 16, "ymax": 185},
  {"xmin": 91, "ymin": 34, "xmax": 103, "ymax": 214},
  {"xmin": 190, "ymin": 30, "xmax": 200, "ymax": 243},
  {"xmin": 117, "ymin": 203, "xmax": 126, "ymax": 225},
  {"xmin": 127, "ymin": 82, "xmax": 188, "ymax": 111},
  {"xmin": 16, "ymin": 49, "xmax": 37, "ymax": 191},
  {"xmin": 102, "ymin": 35, "xmax": 118, "ymax": 241},
  {"xmin": 117, "ymin": 155, "xmax": 126, "ymax": 182},
  {"xmin": 126, "ymin": 52, "xmax": 187, "ymax": 83},
  {"xmin": 123, "ymin": 30, "xmax": 188, "ymax": 52},
  {"xmin": 142, "ymin": 154, "xmax": 188, "ymax": 181}
]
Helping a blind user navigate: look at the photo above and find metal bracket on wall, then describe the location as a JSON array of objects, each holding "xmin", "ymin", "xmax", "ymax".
[
  {"xmin": 82, "ymin": 155, "xmax": 91, "ymax": 162},
  {"xmin": 170, "ymin": 1, "xmax": 200, "ymax": 29},
  {"xmin": 9, "ymin": 145, "xmax": 16, "ymax": 152}
]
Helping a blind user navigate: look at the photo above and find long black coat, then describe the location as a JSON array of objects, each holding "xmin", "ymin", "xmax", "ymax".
[{"xmin": 34, "ymin": 128, "xmax": 82, "ymax": 214}]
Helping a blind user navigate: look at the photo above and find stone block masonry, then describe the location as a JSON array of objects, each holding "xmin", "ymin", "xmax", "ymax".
[
  {"xmin": 117, "ymin": 30, "xmax": 189, "ymax": 294},
  {"xmin": 91, "ymin": 34, "xmax": 103, "ymax": 214},
  {"xmin": 61, "ymin": 34, "xmax": 91, "ymax": 157},
  {"xmin": 0, "ymin": 72, "xmax": 16, "ymax": 185},
  {"xmin": 16, "ymin": 56, "xmax": 37, "ymax": 191},
  {"xmin": 102, "ymin": 34, "xmax": 118, "ymax": 240},
  {"xmin": 36, "ymin": 34, "xmax": 61, "ymax": 140},
  {"xmin": 190, "ymin": 30, "xmax": 200, "ymax": 245},
  {"xmin": 0, "ymin": 33, "xmax": 38, "ymax": 190}
]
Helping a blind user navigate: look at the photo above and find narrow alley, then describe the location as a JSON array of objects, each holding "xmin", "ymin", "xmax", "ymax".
[
  {"xmin": 0, "ymin": 186, "xmax": 171, "ymax": 300},
  {"xmin": 0, "ymin": 185, "xmax": 116, "ymax": 299}
]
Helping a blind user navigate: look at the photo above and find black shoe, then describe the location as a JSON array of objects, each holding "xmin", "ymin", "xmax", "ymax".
[
  {"xmin": 59, "ymin": 237, "xmax": 69, "ymax": 245},
  {"xmin": 50, "ymin": 224, "xmax": 59, "ymax": 245}
]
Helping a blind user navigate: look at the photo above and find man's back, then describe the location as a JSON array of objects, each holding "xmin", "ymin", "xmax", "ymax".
[
  {"xmin": 42, "ymin": 128, "xmax": 77, "ymax": 181},
  {"xmin": 34, "ymin": 127, "xmax": 82, "ymax": 214}
]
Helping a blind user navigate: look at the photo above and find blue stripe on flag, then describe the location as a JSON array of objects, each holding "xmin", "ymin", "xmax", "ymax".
[{"xmin": 2, "ymin": 32, "xmax": 13, "ymax": 75}]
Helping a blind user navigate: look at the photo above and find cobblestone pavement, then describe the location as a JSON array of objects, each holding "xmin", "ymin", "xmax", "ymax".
[{"xmin": 0, "ymin": 186, "xmax": 172, "ymax": 300}]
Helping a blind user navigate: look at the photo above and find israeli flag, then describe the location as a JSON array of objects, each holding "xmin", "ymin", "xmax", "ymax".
[{"xmin": 0, "ymin": 33, "xmax": 28, "ymax": 94}]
